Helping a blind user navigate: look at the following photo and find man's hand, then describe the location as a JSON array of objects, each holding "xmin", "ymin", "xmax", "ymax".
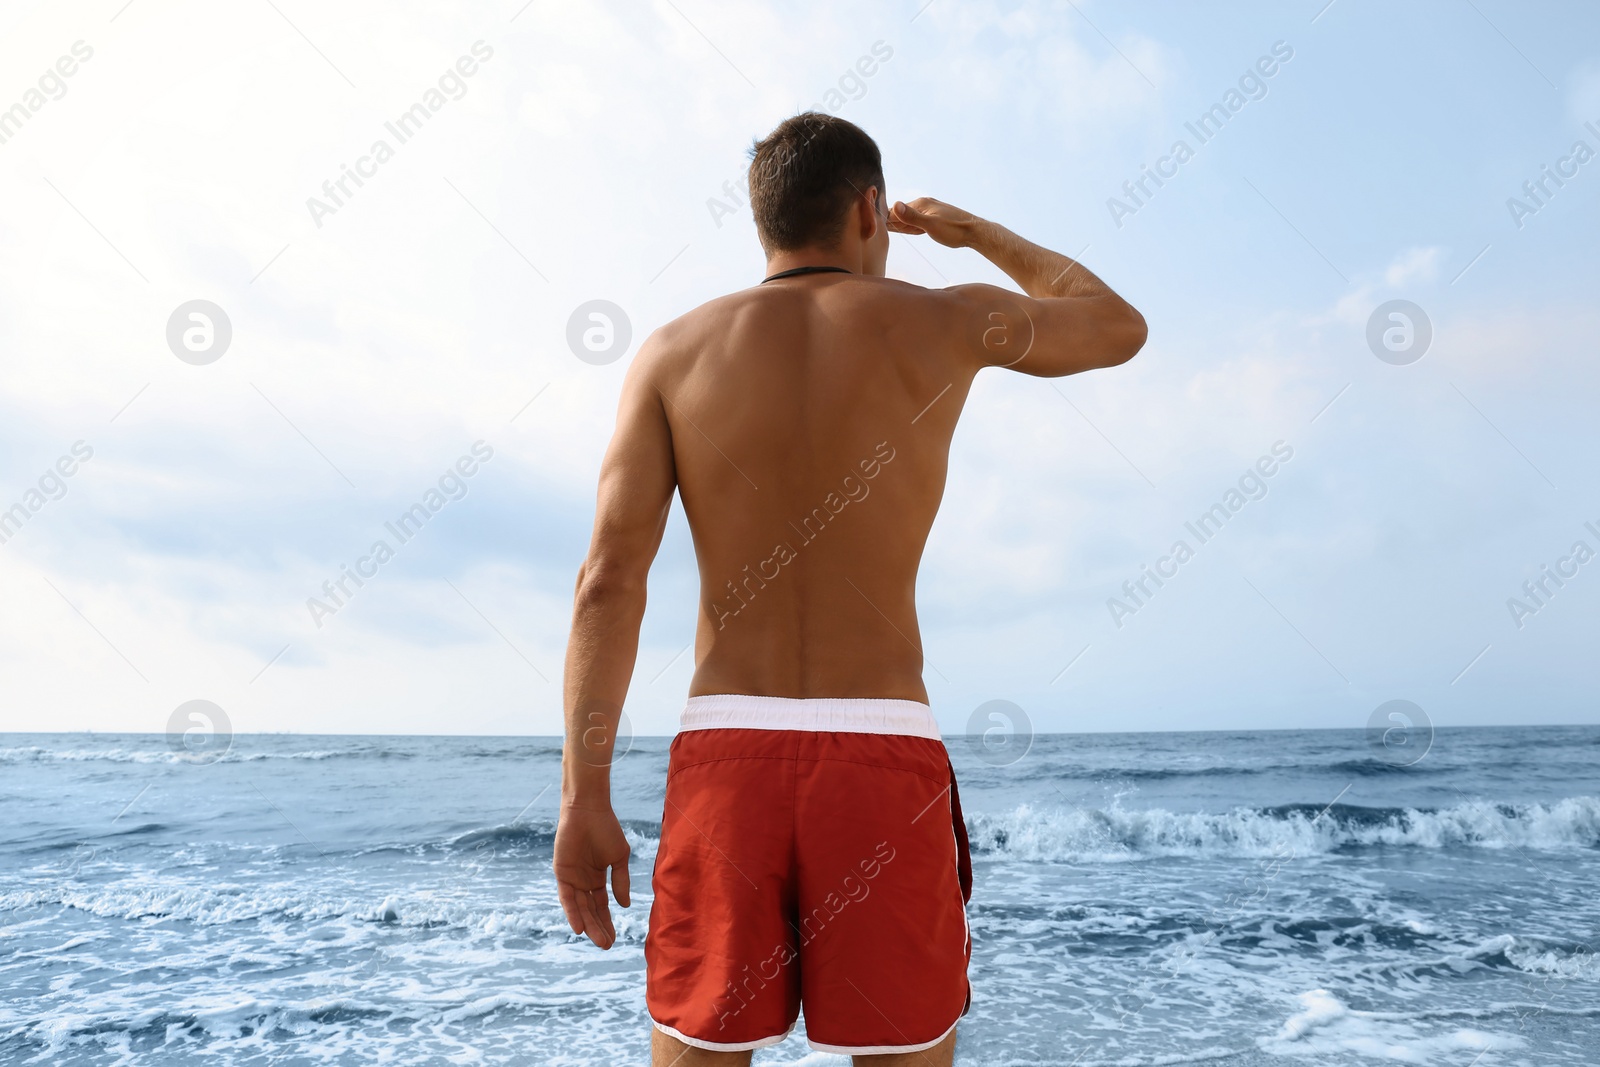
[
  {"xmin": 895, "ymin": 197, "xmax": 1147, "ymax": 374},
  {"xmin": 889, "ymin": 197, "xmax": 983, "ymax": 248},
  {"xmin": 553, "ymin": 802, "xmax": 632, "ymax": 949}
]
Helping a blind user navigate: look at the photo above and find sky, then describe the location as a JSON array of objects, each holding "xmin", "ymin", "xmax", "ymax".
[{"xmin": 0, "ymin": 0, "xmax": 1596, "ymax": 738}]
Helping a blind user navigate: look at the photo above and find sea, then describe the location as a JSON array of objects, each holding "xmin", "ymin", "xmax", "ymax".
[{"xmin": 2, "ymin": 725, "xmax": 1597, "ymax": 1066}]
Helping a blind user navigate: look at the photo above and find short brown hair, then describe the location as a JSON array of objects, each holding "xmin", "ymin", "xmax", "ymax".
[{"xmin": 747, "ymin": 112, "xmax": 884, "ymax": 252}]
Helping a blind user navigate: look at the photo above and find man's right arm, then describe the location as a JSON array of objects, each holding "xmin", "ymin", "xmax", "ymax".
[
  {"xmin": 553, "ymin": 339, "xmax": 676, "ymax": 950},
  {"xmin": 890, "ymin": 197, "xmax": 1147, "ymax": 376}
]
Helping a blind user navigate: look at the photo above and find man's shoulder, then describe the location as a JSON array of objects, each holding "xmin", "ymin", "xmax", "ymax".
[
  {"xmin": 632, "ymin": 284, "xmax": 793, "ymax": 362},
  {"xmin": 629, "ymin": 296, "xmax": 733, "ymax": 376},
  {"xmin": 635, "ymin": 277, "xmax": 990, "ymax": 370}
]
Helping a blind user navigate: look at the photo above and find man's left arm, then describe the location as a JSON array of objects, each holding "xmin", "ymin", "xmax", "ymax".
[{"xmin": 553, "ymin": 342, "xmax": 676, "ymax": 949}]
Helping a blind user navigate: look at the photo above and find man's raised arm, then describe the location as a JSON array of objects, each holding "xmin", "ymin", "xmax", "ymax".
[
  {"xmin": 890, "ymin": 196, "xmax": 1147, "ymax": 376},
  {"xmin": 553, "ymin": 343, "xmax": 676, "ymax": 949}
]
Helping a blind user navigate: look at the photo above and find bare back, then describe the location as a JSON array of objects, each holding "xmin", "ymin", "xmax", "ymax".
[{"xmin": 644, "ymin": 275, "xmax": 978, "ymax": 703}]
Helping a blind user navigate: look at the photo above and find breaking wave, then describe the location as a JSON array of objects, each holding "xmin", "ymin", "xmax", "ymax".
[{"xmin": 966, "ymin": 796, "xmax": 1600, "ymax": 862}]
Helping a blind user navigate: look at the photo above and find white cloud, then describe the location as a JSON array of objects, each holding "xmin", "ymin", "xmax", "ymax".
[{"xmin": 1384, "ymin": 245, "xmax": 1440, "ymax": 288}]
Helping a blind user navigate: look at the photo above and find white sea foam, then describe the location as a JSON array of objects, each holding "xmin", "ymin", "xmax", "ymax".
[
  {"xmin": 0, "ymin": 880, "xmax": 615, "ymax": 941},
  {"xmin": 965, "ymin": 795, "xmax": 1600, "ymax": 862},
  {"xmin": 1262, "ymin": 988, "xmax": 1525, "ymax": 1061}
]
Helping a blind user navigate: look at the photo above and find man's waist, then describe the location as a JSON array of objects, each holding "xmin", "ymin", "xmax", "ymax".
[{"xmin": 680, "ymin": 693, "xmax": 940, "ymax": 739}]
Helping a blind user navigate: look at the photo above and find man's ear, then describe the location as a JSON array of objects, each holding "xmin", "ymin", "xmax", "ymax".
[{"xmin": 859, "ymin": 187, "xmax": 882, "ymax": 239}]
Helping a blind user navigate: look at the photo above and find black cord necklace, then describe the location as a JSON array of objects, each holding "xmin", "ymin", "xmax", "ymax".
[{"xmin": 761, "ymin": 265, "xmax": 853, "ymax": 283}]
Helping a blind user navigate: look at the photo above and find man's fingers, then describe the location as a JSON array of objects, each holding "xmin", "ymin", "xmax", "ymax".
[
  {"xmin": 596, "ymin": 891, "xmax": 616, "ymax": 946},
  {"xmin": 556, "ymin": 870, "xmax": 613, "ymax": 945},
  {"xmin": 891, "ymin": 201, "xmax": 930, "ymax": 235},
  {"xmin": 573, "ymin": 887, "xmax": 602, "ymax": 945},
  {"xmin": 579, "ymin": 888, "xmax": 615, "ymax": 949},
  {"xmin": 555, "ymin": 878, "xmax": 586, "ymax": 936},
  {"xmin": 612, "ymin": 858, "xmax": 631, "ymax": 909},
  {"xmin": 551, "ymin": 812, "xmax": 629, "ymax": 949}
]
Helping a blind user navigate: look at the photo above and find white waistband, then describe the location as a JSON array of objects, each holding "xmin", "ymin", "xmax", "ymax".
[{"xmin": 680, "ymin": 694, "xmax": 941, "ymax": 739}]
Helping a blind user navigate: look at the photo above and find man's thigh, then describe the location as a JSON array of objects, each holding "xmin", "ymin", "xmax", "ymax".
[
  {"xmin": 651, "ymin": 1026, "xmax": 752, "ymax": 1067},
  {"xmin": 854, "ymin": 1026, "xmax": 957, "ymax": 1067}
]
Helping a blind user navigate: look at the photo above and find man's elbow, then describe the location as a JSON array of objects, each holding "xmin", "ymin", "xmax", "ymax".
[{"xmin": 573, "ymin": 560, "xmax": 648, "ymax": 613}]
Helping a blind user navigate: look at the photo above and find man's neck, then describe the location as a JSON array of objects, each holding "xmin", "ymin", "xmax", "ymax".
[{"xmin": 762, "ymin": 249, "xmax": 860, "ymax": 278}]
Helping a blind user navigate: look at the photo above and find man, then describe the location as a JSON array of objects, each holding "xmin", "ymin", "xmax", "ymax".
[{"xmin": 554, "ymin": 112, "xmax": 1146, "ymax": 1065}]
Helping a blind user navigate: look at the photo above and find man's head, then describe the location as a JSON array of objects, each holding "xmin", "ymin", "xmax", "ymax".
[{"xmin": 748, "ymin": 113, "xmax": 888, "ymax": 274}]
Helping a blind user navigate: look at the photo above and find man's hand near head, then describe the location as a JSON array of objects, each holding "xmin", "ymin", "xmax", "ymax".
[
  {"xmin": 888, "ymin": 196, "xmax": 981, "ymax": 248},
  {"xmin": 891, "ymin": 195, "xmax": 1148, "ymax": 375}
]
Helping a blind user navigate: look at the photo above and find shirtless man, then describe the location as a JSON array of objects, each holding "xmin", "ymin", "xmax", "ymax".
[{"xmin": 553, "ymin": 113, "xmax": 1146, "ymax": 1065}]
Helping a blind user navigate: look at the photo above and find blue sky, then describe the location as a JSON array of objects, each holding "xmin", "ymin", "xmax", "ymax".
[{"xmin": 0, "ymin": 0, "xmax": 1596, "ymax": 736}]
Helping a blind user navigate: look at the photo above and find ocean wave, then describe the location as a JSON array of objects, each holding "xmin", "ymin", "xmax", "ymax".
[
  {"xmin": 1262, "ymin": 988, "xmax": 1529, "ymax": 1059},
  {"xmin": 443, "ymin": 819, "xmax": 660, "ymax": 857},
  {"xmin": 448, "ymin": 823, "xmax": 557, "ymax": 851},
  {"xmin": 0, "ymin": 745, "xmax": 360, "ymax": 764},
  {"xmin": 1001, "ymin": 755, "xmax": 1455, "ymax": 782},
  {"xmin": 966, "ymin": 795, "xmax": 1600, "ymax": 862},
  {"xmin": 1322, "ymin": 757, "xmax": 1447, "ymax": 777},
  {"xmin": 1319, "ymin": 933, "xmax": 1599, "ymax": 993},
  {"xmin": 1459, "ymin": 934, "xmax": 1597, "ymax": 977},
  {"xmin": 0, "ymin": 983, "xmax": 629, "ymax": 1062},
  {"xmin": 0, "ymin": 880, "xmax": 651, "ymax": 944},
  {"xmin": 0, "ymin": 1000, "xmax": 427, "ymax": 1056}
]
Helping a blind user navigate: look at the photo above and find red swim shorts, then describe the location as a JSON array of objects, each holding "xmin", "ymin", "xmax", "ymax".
[{"xmin": 645, "ymin": 695, "xmax": 972, "ymax": 1055}]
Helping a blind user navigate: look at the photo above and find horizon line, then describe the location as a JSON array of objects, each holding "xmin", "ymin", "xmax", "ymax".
[{"xmin": 2, "ymin": 721, "xmax": 1593, "ymax": 740}]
